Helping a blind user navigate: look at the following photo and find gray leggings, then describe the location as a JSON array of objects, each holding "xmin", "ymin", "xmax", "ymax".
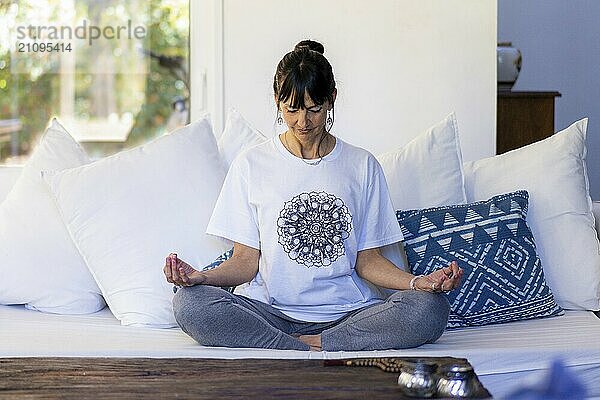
[{"xmin": 173, "ymin": 285, "xmax": 450, "ymax": 351}]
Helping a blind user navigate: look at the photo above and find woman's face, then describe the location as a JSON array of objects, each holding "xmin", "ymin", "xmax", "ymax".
[{"xmin": 278, "ymin": 91, "xmax": 334, "ymax": 140}]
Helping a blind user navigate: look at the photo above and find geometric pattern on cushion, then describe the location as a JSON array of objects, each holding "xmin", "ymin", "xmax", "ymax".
[
  {"xmin": 377, "ymin": 113, "xmax": 466, "ymax": 281},
  {"xmin": 463, "ymin": 119, "xmax": 598, "ymax": 311},
  {"xmin": 396, "ymin": 190, "xmax": 563, "ymax": 328},
  {"xmin": 203, "ymin": 247, "xmax": 234, "ymax": 271},
  {"xmin": 203, "ymin": 247, "xmax": 235, "ymax": 293}
]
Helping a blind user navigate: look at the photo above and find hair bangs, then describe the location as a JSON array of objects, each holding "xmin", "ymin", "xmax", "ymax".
[{"xmin": 277, "ymin": 64, "xmax": 328, "ymax": 109}]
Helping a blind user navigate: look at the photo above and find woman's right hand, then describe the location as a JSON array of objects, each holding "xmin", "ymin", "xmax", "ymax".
[{"xmin": 163, "ymin": 253, "xmax": 207, "ymax": 287}]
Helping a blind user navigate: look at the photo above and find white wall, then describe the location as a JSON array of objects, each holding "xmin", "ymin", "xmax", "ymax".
[
  {"xmin": 190, "ymin": 0, "xmax": 224, "ymax": 133},
  {"xmin": 194, "ymin": 0, "xmax": 496, "ymax": 161},
  {"xmin": 498, "ymin": 0, "xmax": 600, "ymax": 199}
]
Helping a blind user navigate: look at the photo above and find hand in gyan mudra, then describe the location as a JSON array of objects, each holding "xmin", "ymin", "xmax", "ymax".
[
  {"xmin": 412, "ymin": 261, "xmax": 463, "ymax": 293},
  {"xmin": 163, "ymin": 253, "xmax": 206, "ymax": 287}
]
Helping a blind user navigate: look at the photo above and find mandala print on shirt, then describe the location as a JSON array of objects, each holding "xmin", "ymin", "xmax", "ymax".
[{"xmin": 277, "ymin": 191, "xmax": 353, "ymax": 268}]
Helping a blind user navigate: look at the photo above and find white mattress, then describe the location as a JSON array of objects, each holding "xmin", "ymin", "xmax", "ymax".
[{"xmin": 2, "ymin": 304, "xmax": 600, "ymax": 399}]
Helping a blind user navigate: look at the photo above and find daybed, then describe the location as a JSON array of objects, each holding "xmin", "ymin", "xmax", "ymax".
[
  {"xmin": 2, "ymin": 111, "xmax": 600, "ymax": 399},
  {"xmin": 2, "ymin": 303, "xmax": 600, "ymax": 398}
]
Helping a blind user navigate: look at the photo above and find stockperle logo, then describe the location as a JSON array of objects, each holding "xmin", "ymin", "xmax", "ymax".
[{"xmin": 16, "ymin": 19, "xmax": 146, "ymax": 46}]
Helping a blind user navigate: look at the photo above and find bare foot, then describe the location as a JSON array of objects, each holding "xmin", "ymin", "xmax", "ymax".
[{"xmin": 298, "ymin": 334, "xmax": 322, "ymax": 351}]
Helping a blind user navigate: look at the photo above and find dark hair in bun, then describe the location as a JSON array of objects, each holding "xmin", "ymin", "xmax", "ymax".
[
  {"xmin": 294, "ymin": 40, "xmax": 324, "ymax": 54},
  {"xmin": 273, "ymin": 40, "xmax": 336, "ymax": 110}
]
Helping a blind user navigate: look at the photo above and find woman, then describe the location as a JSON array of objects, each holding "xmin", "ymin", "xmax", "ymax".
[{"xmin": 164, "ymin": 40, "xmax": 463, "ymax": 351}]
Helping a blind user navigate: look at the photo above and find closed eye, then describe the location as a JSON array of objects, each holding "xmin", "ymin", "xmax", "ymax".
[{"xmin": 284, "ymin": 106, "xmax": 322, "ymax": 113}]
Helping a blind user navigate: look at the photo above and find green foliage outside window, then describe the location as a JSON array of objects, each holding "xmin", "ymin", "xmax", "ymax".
[{"xmin": 0, "ymin": 0, "xmax": 189, "ymax": 161}]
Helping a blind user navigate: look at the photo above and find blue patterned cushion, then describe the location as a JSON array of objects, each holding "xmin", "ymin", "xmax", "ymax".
[
  {"xmin": 202, "ymin": 248, "xmax": 234, "ymax": 272},
  {"xmin": 202, "ymin": 248, "xmax": 235, "ymax": 292},
  {"xmin": 396, "ymin": 191, "xmax": 563, "ymax": 328}
]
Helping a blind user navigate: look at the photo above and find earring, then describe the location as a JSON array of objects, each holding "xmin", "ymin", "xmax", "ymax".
[
  {"xmin": 326, "ymin": 110, "xmax": 334, "ymax": 131},
  {"xmin": 276, "ymin": 111, "xmax": 283, "ymax": 125}
]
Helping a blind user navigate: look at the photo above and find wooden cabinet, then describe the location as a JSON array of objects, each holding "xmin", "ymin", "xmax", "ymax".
[{"xmin": 496, "ymin": 90, "xmax": 561, "ymax": 154}]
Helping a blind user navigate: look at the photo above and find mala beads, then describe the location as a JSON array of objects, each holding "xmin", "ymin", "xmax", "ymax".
[{"xmin": 330, "ymin": 358, "xmax": 404, "ymax": 373}]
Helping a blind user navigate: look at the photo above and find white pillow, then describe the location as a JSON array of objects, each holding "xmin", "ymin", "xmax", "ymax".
[
  {"xmin": 377, "ymin": 113, "xmax": 467, "ymax": 210},
  {"xmin": 463, "ymin": 118, "xmax": 600, "ymax": 310},
  {"xmin": 0, "ymin": 119, "xmax": 104, "ymax": 314},
  {"xmin": 0, "ymin": 166, "xmax": 22, "ymax": 202},
  {"xmin": 377, "ymin": 113, "xmax": 467, "ymax": 271},
  {"xmin": 43, "ymin": 118, "xmax": 232, "ymax": 327},
  {"xmin": 218, "ymin": 108, "xmax": 268, "ymax": 168}
]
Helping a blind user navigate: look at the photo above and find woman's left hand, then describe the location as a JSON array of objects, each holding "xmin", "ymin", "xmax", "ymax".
[{"xmin": 414, "ymin": 261, "xmax": 463, "ymax": 293}]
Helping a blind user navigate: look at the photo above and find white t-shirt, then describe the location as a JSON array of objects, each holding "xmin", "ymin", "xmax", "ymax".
[{"xmin": 206, "ymin": 136, "xmax": 403, "ymax": 322}]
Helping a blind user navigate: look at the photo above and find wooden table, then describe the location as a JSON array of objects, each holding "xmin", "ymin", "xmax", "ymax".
[{"xmin": 0, "ymin": 357, "xmax": 491, "ymax": 399}]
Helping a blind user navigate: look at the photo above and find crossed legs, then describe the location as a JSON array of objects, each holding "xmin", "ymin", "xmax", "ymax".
[{"xmin": 173, "ymin": 285, "xmax": 450, "ymax": 351}]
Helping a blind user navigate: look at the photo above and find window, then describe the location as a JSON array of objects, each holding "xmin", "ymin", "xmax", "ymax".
[{"xmin": 0, "ymin": 0, "xmax": 190, "ymax": 162}]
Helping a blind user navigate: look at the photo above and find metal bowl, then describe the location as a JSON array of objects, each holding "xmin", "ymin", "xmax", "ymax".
[
  {"xmin": 436, "ymin": 363, "xmax": 481, "ymax": 398},
  {"xmin": 397, "ymin": 360, "xmax": 438, "ymax": 398}
]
